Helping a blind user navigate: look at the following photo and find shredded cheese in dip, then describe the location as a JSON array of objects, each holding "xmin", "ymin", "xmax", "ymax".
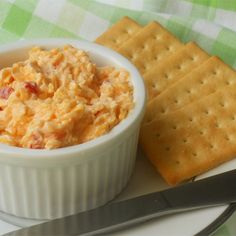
[{"xmin": 0, "ymin": 45, "xmax": 134, "ymax": 149}]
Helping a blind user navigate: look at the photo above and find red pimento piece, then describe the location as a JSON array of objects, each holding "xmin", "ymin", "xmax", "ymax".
[
  {"xmin": 0, "ymin": 87, "xmax": 14, "ymax": 99},
  {"xmin": 24, "ymin": 82, "xmax": 39, "ymax": 94}
]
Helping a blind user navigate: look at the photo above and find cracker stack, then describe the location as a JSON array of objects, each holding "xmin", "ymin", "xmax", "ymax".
[
  {"xmin": 95, "ymin": 17, "xmax": 236, "ymax": 185},
  {"xmin": 143, "ymin": 56, "xmax": 236, "ymax": 124}
]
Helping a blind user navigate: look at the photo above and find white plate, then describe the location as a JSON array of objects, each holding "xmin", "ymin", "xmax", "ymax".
[{"xmin": 0, "ymin": 148, "xmax": 235, "ymax": 236}]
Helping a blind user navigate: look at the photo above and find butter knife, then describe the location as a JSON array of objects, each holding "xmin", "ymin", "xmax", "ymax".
[{"xmin": 5, "ymin": 169, "xmax": 236, "ymax": 236}]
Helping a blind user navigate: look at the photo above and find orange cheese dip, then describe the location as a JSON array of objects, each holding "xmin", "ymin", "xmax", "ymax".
[{"xmin": 0, "ymin": 45, "xmax": 133, "ymax": 149}]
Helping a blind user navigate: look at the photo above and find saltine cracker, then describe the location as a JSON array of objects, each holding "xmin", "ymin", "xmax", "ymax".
[
  {"xmin": 117, "ymin": 21, "xmax": 183, "ymax": 74},
  {"xmin": 141, "ymin": 83, "xmax": 236, "ymax": 185},
  {"xmin": 143, "ymin": 56, "xmax": 236, "ymax": 125},
  {"xmin": 95, "ymin": 16, "xmax": 142, "ymax": 50},
  {"xmin": 144, "ymin": 42, "xmax": 209, "ymax": 101}
]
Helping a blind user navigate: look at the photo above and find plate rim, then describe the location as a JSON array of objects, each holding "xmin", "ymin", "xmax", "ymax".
[{"xmin": 196, "ymin": 203, "xmax": 236, "ymax": 235}]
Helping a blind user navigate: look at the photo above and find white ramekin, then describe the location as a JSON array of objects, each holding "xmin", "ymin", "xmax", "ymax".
[{"xmin": 0, "ymin": 39, "xmax": 146, "ymax": 219}]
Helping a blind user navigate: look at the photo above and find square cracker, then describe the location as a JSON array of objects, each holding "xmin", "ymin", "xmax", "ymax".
[
  {"xmin": 117, "ymin": 21, "xmax": 183, "ymax": 74},
  {"xmin": 95, "ymin": 16, "xmax": 142, "ymax": 50},
  {"xmin": 142, "ymin": 56, "xmax": 236, "ymax": 125},
  {"xmin": 140, "ymin": 83, "xmax": 236, "ymax": 185},
  {"xmin": 144, "ymin": 42, "xmax": 209, "ymax": 101}
]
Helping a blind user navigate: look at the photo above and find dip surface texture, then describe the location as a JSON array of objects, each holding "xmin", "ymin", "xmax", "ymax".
[{"xmin": 0, "ymin": 45, "xmax": 133, "ymax": 149}]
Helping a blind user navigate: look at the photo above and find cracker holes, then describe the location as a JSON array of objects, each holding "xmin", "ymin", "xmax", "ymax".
[
  {"xmin": 172, "ymin": 125, "xmax": 177, "ymax": 130},
  {"xmin": 225, "ymin": 135, "xmax": 235, "ymax": 142},
  {"xmin": 131, "ymin": 54, "xmax": 138, "ymax": 61},
  {"xmin": 231, "ymin": 116, "xmax": 236, "ymax": 121},
  {"xmin": 125, "ymin": 29, "xmax": 132, "ymax": 35},
  {"xmin": 113, "ymin": 38, "xmax": 119, "ymax": 43},
  {"xmin": 190, "ymin": 56, "xmax": 197, "ymax": 61},
  {"xmin": 219, "ymin": 101, "xmax": 226, "ymax": 108},
  {"xmin": 225, "ymin": 136, "xmax": 230, "ymax": 141},
  {"xmin": 127, "ymin": 53, "xmax": 134, "ymax": 60},
  {"xmin": 174, "ymin": 99, "xmax": 179, "ymax": 104},
  {"xmin": 192, "ymin": 152, "xmax": 197, "ymax": 157},
  {"xmin": 215, "ymin": 122, "xmax": 221, "ymax": 128},
  {"xmin": 203, "ymin": 110, "xmax": 210, "ymax": 115},
  {"xmin": 177, "ymin": 64, "xmax": 184, "ymax": 71},
  {"xmin": 161, "ymin": 107, "xmax": 166, "ymax": 114},
  {"xmin": 152, "ymin": 83, "xmax": 157, "ymax": 88},
  {"xmin": 212, "ymin": 70, "xmax": 219, "ymax": 75},
  {"xmin": 199, "ymin": 130, "xmax": 204, "ymax": 135},
  {"xmin": 142, "ymin": 44, "xmax": 149, "ymax": 51},
  {"xmin": 156, "ymin": 133, "xmax": 160, "ymax": 138},
  {"xmin": 166, "ymin": 46, "xmax": 172, "ymax": 51},
  {"xmin": 175, "ymin": 160, "xmax": 180, "ymax": 165},
  {"xmin": 200, "ymin": 80, "xmax": 206, "ymax": 85},
  {"xmin": 188, "ymin": 117, "xmax": 194, "ymax": 122},
  {"xmin": 143, "ymin": 63, "xmax": 150, "ymax": 71},
  {"xmin": 186, "ymin": 88, "xmax": 192, "ymax": 94},
  {"xmin": 164, "ymin": 73, "xmax": 170, "ymax": 79},
  {"xmin": 165, "ymin": 147, "xmax": 170, "ymax": 151},
  {"xmin": 209, "ymin": 144, "xmax": 214, "ymax": 149},
  {"xmin": 155, "ymin": 34, "xmax": 162, "ymax": 41},
  {"xmin": 226, "ymin": 80, "xmax": 232, "ymax": 86},
  {"xmin": 182, "ymin": 138, "xmax": 187, "ymax": 143}
]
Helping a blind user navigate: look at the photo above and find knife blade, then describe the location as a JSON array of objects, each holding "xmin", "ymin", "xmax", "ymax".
[{"xmin": 5, "ymin": 169, "xmax": 236, "ymax": 236}]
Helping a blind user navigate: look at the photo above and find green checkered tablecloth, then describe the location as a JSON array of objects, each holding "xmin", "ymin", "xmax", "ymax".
[
  {"xmin": 1, "ymin": 0, "xmax": 236, "ymax": 67},
  {"xmin": 0, "ymin": 0, "xmax": 236, "ymax": 235}
]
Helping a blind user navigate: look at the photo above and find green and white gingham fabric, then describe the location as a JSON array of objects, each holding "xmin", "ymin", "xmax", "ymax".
[
  {"xmin": 0, "ymin": 0, "xmax": 236, "ymax": 235},
  {"xmin": 1, "ymin": 0, "xmax": 236, "ymax": 68}
]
